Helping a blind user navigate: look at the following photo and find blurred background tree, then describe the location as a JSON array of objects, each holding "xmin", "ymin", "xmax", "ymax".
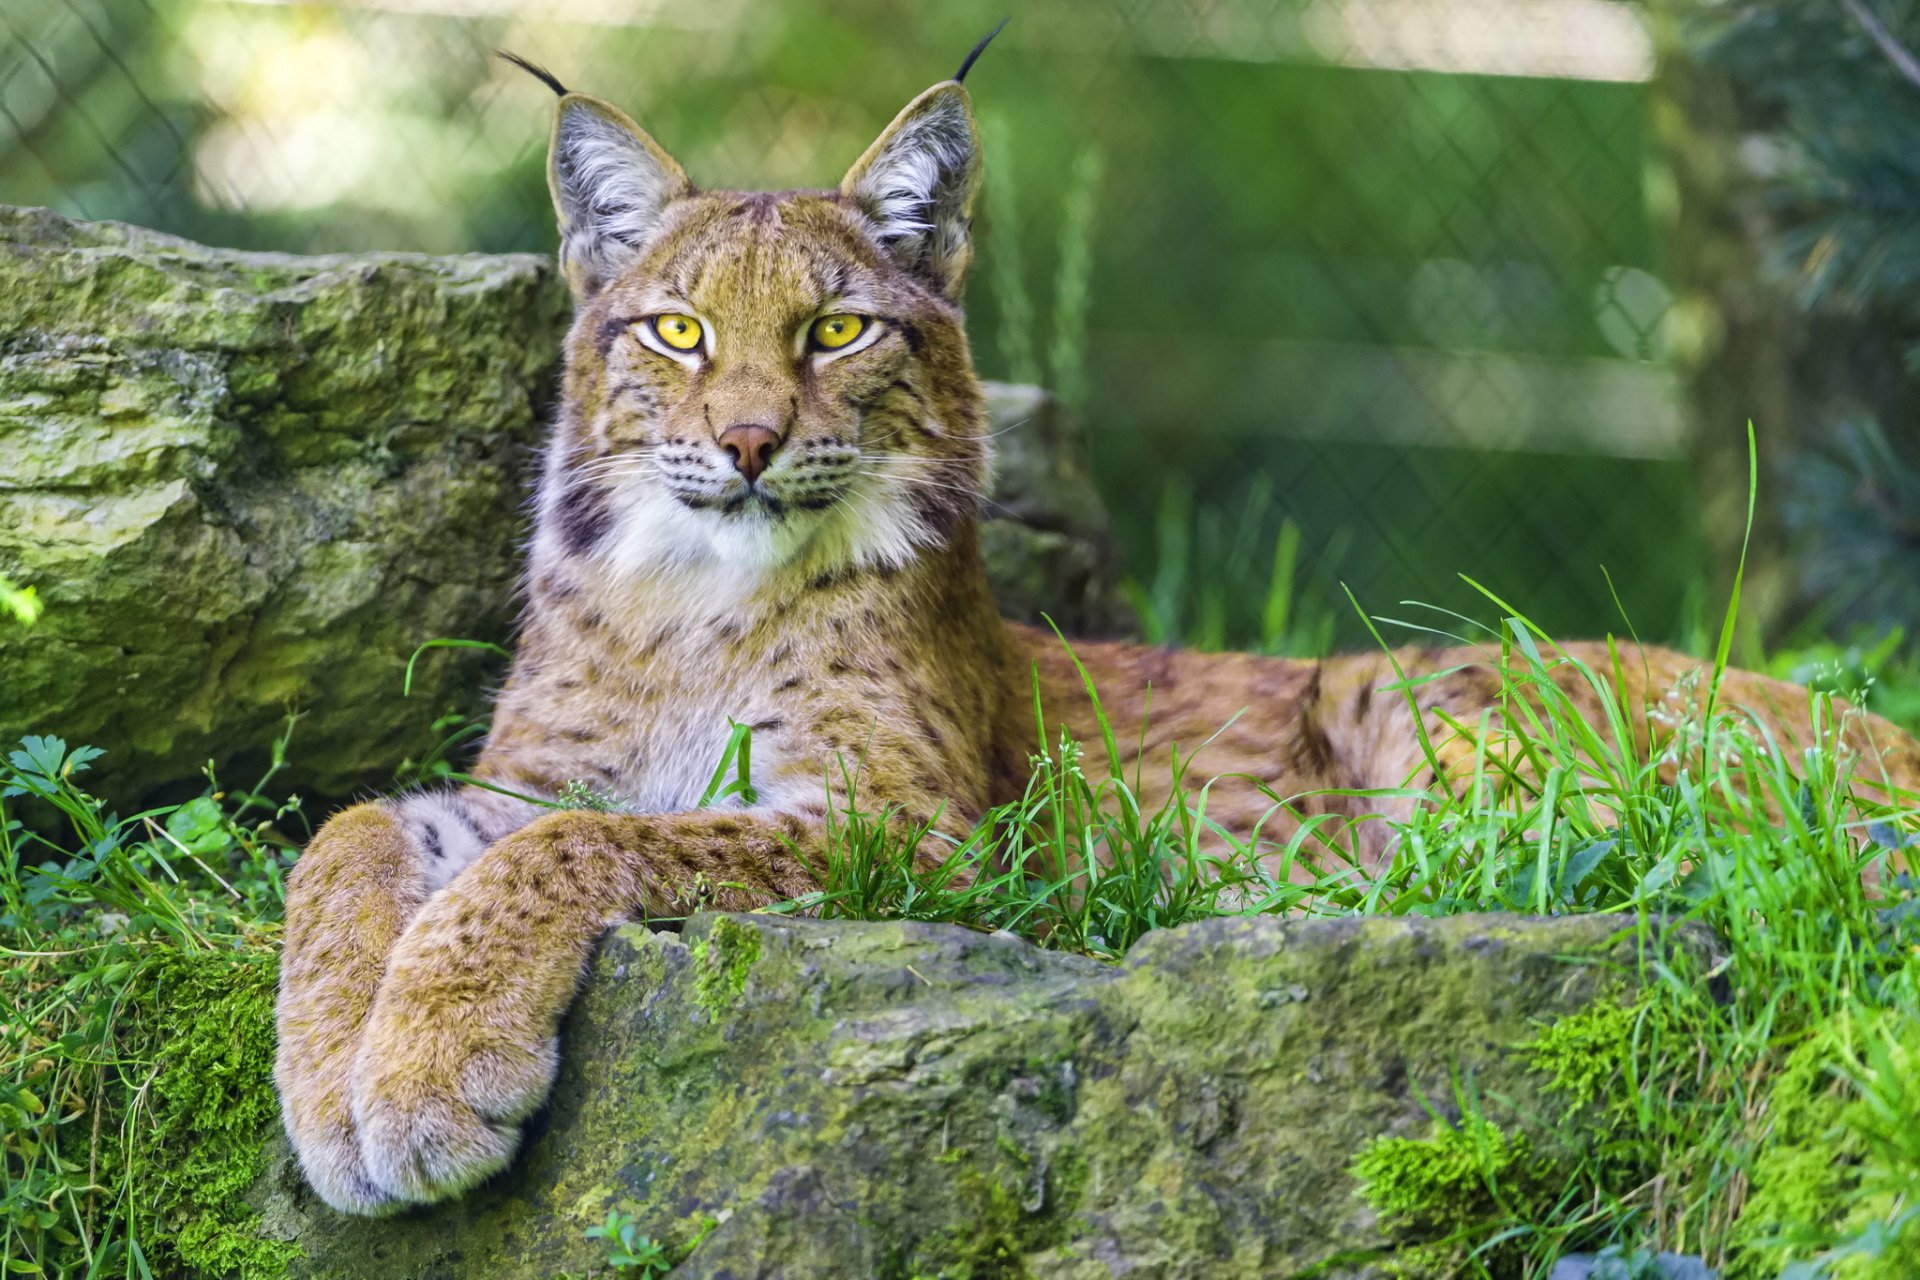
[
  {"xmin": 1, "ymin": 0, "xmax": 1911, "ymax": 656},
  {"xmin": 1657, "ymin": 0, "xmax": 1920, "ymax": 653}
]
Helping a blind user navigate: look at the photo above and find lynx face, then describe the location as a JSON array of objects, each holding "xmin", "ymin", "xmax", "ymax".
[{"xmin": 533, "ymin": 80, "xmax": 988, "ymax": 584}]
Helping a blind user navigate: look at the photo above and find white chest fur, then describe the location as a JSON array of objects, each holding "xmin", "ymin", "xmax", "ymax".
[{"xmin": 555, "ymin": 563, "xmax": 818, "ymax": 816}]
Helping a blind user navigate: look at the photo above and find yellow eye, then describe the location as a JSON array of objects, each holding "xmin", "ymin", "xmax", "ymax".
[
  {"xmin": 810, "ymin": 314, "xmax": 866, "ymax": 351},
  {"xmin": 649, "ymin": 313, "xmax": 703, "ymax": 352}
]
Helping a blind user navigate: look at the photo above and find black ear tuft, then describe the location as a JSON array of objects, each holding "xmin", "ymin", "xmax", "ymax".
[
  {"xmin": 954, "ymin": 17, "xmax": 1009, "ymax": 84},
  {"xmin": 499, "ymin": 50, "xmax": 568, "ymax": 97}
]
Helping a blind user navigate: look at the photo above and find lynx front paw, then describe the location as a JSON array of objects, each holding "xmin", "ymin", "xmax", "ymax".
[{"xmin": 349, "ymin": 1027, "xmax": 560, "ymax": 1204}]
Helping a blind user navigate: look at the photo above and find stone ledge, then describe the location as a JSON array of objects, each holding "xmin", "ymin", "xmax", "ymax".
[{"xmin": 252, "ymin": 911, "xmax": 1694, "ymax": 1279}]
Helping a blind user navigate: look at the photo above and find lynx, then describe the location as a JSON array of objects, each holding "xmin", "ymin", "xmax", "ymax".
[{"xmin": 275, "ymin": 39, "xmax": 1920, "ymax": 1215}]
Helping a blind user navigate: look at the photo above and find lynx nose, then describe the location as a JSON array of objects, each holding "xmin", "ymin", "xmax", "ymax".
[{"xmin": 717, "ymin": 424, "xmax": 780, "ymax": 484}]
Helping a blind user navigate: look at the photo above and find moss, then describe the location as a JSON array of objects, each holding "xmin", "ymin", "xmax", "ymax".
[
  {"xmin": 1731, "ymin": 1038, "xmax": 1860, "ymax": 1277},
  {"xmin": 1370, "ymin": 992, "xmax": 1920, "ymax": 1280},
  {"xmin": 1351, "ymin": 1113, "xmax": 1542, "ymax": 1278},
  {"xmin": 260, "ymin": 914, "xmax": 1684, "ymax": 1276},
  {"xmin": 0, "ymin": 206, "xmax": 566, "ymax": 809},
  {"xmin": 1727, "ymin": 1026, "xmax": 1920, "ymax": 1280},
  {"xmin": 1522, "ymin": 996, "xmax": 1914, "ymax": 1278},
  {"xmin": 689, "ymin": 916, "xmax": 761, "ymax": 1017},
  {"xmin": 1348, "ymin": 997, "xmax": 1667, "ymax": 1278},
  {"xmin": 124, "ymin": 946, "xmax": 298, "ymax": 1280},
  {"xmin": 900, "ymin": 1163, "xmax": 1065, "ymax": 1280},
  {"xmin": 945, "ymin": 1172, "xmax": 1037, "ymax": 1278},
  {"xmin": 1525, "ymin": 994, "xmax": 1644, "ymax": 1117}
]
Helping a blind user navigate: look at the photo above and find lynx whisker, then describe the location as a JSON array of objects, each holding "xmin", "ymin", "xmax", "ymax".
[
  {"xmin": 574, "ymin": 457, "xmax": 666, "ymax": 484},
  {"xmin": 940, "ymin": 412, "xmax": 1035, "ymax": 443},
  {"xmin": 853, "ymin": 468, "xmax": 1013, "ymax": 518}
]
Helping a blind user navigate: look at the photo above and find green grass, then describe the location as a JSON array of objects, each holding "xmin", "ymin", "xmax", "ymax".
[
  {"xmin": 8, "ymin": 563, "xmax": 1920, "ymax": 1276},
  {"xmin": 1120, "ymin": 475, "xmax": 1348, "ymax": 658},
  {"xmin": 1, "ymin": 727, "xmax": 303, "ymax": 1278}
]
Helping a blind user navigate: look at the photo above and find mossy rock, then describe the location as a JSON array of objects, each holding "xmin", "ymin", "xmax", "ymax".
[
  {"xmin": 979, "ymin": 381, "xmax": 1131, "ymax": 636},
  {"xmin": 243, "ymin": 912, "xmax": 1691, "ymax": 1279},
  {"xmin": 0, "ymin": 204, "xmax": 567, "ymax": 805},
  {"xmin": 0, "ymin": 205, "xmax": 1128, "ymax": 806}
]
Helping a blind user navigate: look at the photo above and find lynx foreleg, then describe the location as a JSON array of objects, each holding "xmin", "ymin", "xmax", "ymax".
[
  {"xmin": 275, "ymin": 786, "xmax": 536, "ymax": 1214},
  {"xmin": 274, "ymin": 804, "xmax": 431, "ymax": 1215},
  {"xmin": 348, "ymin": 808, "xmax": 825, "ymax": 1206}
]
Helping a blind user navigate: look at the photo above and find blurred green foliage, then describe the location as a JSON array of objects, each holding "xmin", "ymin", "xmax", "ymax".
[{"xmin": 1685, "ymin": 0, "xmax": 1920, "ymax": 647}]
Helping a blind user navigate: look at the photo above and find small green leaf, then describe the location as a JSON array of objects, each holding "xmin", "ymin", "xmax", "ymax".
[{"xmin": 165, "ymin": 795, "xmax": 230, "ymax": 853}]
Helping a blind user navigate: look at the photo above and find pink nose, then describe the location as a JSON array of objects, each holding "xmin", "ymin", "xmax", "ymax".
[{"xmin": 717, "ymin": 424, "xmax": 780, "ymax": 484}]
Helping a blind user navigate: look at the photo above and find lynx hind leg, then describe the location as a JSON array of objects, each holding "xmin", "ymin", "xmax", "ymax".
[
  {"xmin": 276, "ymin": 802, "xmax": 431, "ymax": 1215},
  {"xmin": 1310, "ymin": 654, "xmax": 1523, "ymax": 867}
]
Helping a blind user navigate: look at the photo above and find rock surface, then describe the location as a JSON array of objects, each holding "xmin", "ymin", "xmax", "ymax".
[
  {"xmin": 251, "ymin": 912, "xmax": 1670, "ymax": 1279},
  {"xmin": 981, "ymin": 382, "xmax": 1131, "ymax": 636},
  {"xmin": 0, "ymin": 205, "xmax": 1126, "ymax": 805},
  {"xmin": 0, "ymin": 205, "xmax": 566, "ymax": 804}
]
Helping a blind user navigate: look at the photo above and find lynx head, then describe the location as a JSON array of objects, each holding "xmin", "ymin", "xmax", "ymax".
[{"xmin": 517, "ymin": 44, "xmax": 998, "ymax": 587}]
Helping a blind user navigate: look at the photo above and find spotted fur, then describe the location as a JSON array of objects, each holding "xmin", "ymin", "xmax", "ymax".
[{"xmin": 276, "ymin": 64, "xmax": 1920, "ymax": 1215}]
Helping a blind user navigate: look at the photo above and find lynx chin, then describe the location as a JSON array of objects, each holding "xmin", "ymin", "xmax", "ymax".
[{"xmin": 275, "ymin": 40, "xmax": 1920, "ymax": 1215}]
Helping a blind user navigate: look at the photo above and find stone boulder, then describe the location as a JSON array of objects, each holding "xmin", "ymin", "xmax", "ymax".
[
  {"xmin": 0, "ymin": 206, "xmax": 1126, "ymax": 806},
  {"xmin": 981, "ymin": 382, "xmax": 1131, "ymax": 637},
  {"xmin": 249, "ymin": 912, "xmax": 1672, "ymax": 1278}
]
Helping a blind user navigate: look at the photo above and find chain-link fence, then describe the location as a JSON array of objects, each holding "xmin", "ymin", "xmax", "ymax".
[{"xmin": 4, "ymin": 0, "xmax": 1712, "ymax": 651}]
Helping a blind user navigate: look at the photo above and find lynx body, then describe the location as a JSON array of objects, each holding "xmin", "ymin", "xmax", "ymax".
[{"xmin": 275, "ymin": 52, "xmax": 1920, "ymax": 1214}]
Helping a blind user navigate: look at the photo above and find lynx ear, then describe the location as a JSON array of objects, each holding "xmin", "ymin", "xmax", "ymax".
[
  {"xmin": 840, "ymin": 82, "xmax": 982, "ymax": 296},
  {"xmin": 547, "ymin": 93, "xmax": 693, "ymax": 298}
]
